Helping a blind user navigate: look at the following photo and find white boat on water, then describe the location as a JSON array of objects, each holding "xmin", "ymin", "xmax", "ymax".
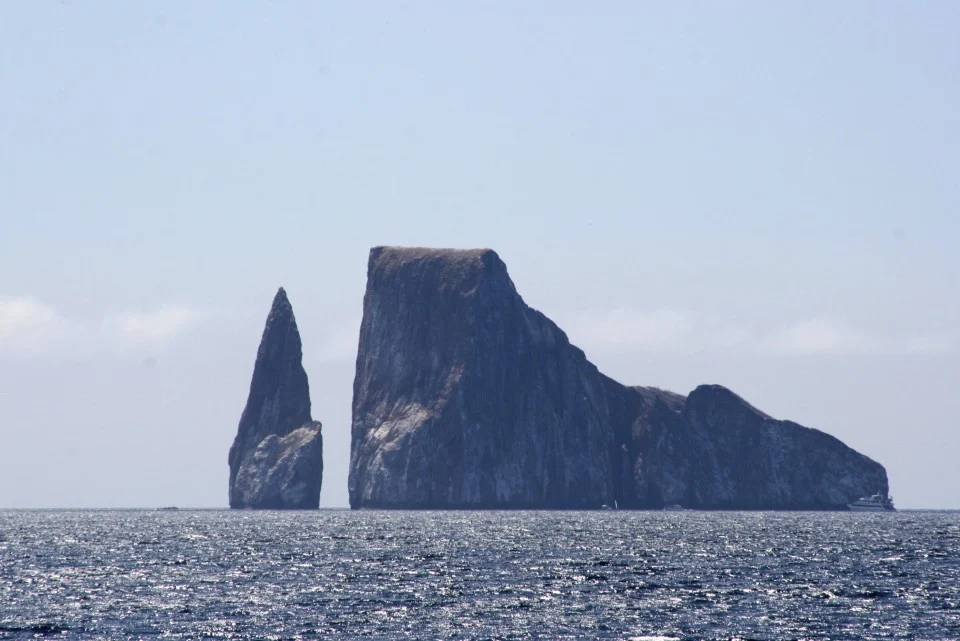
[{"xmin": 848, "ymin": 493, "xmax": 896, "ymax": 511}]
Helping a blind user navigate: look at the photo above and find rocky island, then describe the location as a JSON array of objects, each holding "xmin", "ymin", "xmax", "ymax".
[
  {"xmin": 228, "ymin": 288, "xmax": 323, "ymax": 509},
  {"xmin": 349, "ymin": 247, "xmax": 888, "ymax": 509}
]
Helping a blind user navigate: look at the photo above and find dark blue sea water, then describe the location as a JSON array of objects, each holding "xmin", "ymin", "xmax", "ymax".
[{"xmin": 1, "ymin": 510, "xmax": 958, "ymax": 640}]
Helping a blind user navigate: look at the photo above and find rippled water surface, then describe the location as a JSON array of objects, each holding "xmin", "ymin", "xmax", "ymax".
[{"xmin": 1, "ymin": 510, "xmax": 958, "ymax": 640}]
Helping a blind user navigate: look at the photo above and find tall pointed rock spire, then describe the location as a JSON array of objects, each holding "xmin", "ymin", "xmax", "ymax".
[{"xmin": 228, "ymin": 287, "xmax": 323, "ymax": 509}]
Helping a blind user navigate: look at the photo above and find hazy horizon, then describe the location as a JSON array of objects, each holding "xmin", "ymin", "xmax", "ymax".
[{"xmin": 2, "ymin": 2, "xmax": 957, "ymax": 509}]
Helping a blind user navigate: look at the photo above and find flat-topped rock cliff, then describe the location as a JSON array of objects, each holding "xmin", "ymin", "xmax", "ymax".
[
  {"xmin": 350, "ymin": 247, "xmax": 613, "ymax": 508},
  {"xmin": 349, "ymin": 247, "xmax": 888, "ymax": 510},
  {"xmin": 229, "ymin": 288, "xmax": 323, "ymax": 509}
]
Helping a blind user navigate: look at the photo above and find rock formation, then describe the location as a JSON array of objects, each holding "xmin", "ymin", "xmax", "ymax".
[
  {"xmin": 609, "ymin": 383, "xmax": 888, "ymax": 509},
  {"xmin": 349, "ymin": 247, "xmax": 888, "ymax": 510},
  {"xmin": 229, "ymin": 288, "xmax": 323, "ymax": 509}
]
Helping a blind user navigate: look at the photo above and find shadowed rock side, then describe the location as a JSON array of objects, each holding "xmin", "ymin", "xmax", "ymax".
[
  {"xmin": 229, "ymin": 288, "xmax": 323, "ymax": 509},
  {"xmin": 349, "ymin": 247, "xmax": 888, "ymax": 510},
  {"xmin": 350, "ymin": 248, "xmax": 613, "ymax": 508},
  {"xmin": 610, "ymin": 384, "xmax": 888, "ymax": 509}
]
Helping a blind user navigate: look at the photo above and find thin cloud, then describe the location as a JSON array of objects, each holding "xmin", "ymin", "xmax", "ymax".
[
  {"xmin": 103, "ymin": 305, "xmax": 208, "ymax": 342},
  {"xmin": 0, "ymin": 296, "xmax": 68, "ymax": 351},
  {"xmin": 761, "ymin": 318, "xmax": 874, "ymax": 355},
  {"xmin": 560, "ymin": 308, "xmax": 953, "ymax": 359},
  {"xmin": 762, "ymin": 318, "xmax": 953, "ymax": 357},
  {"xmin": 560, "ymin": 307, "xmax": 696, "ymax": 352}
]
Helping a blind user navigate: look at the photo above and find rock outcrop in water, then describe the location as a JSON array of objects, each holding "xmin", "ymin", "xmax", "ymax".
[
  {"xmin": 229, "ymin": 288, "xmax": 323, "ymax": 509},
  {"xmin": 609, "ymin": 383, "xmax": 888, "ymax": 509},
  {"xmin": 349, "ymin": 247, "xmax": 888, "ymax": 510}
]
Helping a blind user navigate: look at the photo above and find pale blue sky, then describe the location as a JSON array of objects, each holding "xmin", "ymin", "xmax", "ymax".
[{"xmin": 1, "ymin": 2, "xmax": 957, "ymax": 508}]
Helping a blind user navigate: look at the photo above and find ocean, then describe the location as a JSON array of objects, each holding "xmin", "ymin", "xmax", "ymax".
[{"xmin": 1, "ymin": 509, "xmax": 957, "ymax": 640}]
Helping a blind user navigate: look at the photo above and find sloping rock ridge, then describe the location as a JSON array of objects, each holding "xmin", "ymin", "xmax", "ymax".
[
  {"xmin": 349, "ymin": 247, "xmax": 888, "ymax": 510},
  {"xmin": 229, "ymin": 288, "xmax": 323, "ymax": 509}
]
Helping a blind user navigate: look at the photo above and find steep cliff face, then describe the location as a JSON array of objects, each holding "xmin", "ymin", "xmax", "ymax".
[
  {"xmin": 350, "ymin": 247, "xmax": 614, "ymax": 508},
  {"xmin": 349, "ymin": 247, "xmax": 888, "ymax": 510},
  {"xmin": 229, "ymin": 288, "xmax": 323, "ymax": 509}
]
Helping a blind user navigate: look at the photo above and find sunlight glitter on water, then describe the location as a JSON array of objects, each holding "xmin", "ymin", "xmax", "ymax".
[{"xmin": 1, "ymin": 510, "xmax": 958, "ymax": 640}]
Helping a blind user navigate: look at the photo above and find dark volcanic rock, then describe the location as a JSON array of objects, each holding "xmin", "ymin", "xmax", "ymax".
[
  {"xmin": 612, "ymin": 384, "xmax": 888, "ymax": 509},
  {"xmin": 349, "ymin": 247, "xmax": 889, "ymax": 510},
  {"xmin": 350, "ymin": 248, "xmax": 613, "ymax": 508},
  {"xmin": 229, "ymin": 288, "xmax": 323, "ymax": 509}
]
